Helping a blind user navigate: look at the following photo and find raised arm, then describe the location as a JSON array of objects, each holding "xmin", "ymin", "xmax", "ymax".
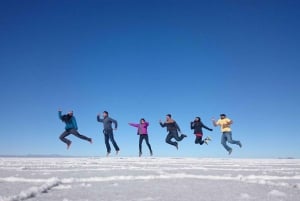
[
  {"xmin": 190, "ymin": 122, "xmax": 195, "ymax": 129},
  {"xmin": 97, "ymin": 114, "xmax": 103, "ymax": 123},
  {"xmin": 129, "ymin": 123, "xmax": 139, "ymax": 128},
  {"xmin": 58, "ymin": 110, "xmax": 63, "ymax": 120},
  {"xmin": 212, "ymin": 118, "xmax": 218, "ymax": 127}
]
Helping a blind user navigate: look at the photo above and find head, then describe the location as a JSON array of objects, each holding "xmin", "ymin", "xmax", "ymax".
[
  {"xmin": 140, "ymin": 118, "xmax": 145, "ymax": 123},
  {"xmin": 166, "ymin": 114, "xmax": 172, "ymax": 121},
  {"xmin": 103, "ymin": 111, "xmax": 109, "ymax": 118},
  {"xmin": 220, "ymin": 114, "xmax": 226, "ymax": 119},
  {"xmin": 194, "ymin": 117, "xmax": 201, "ymax": 122},
  {"xmin": 68, "ymin": 111, "xmax": 73, "ymax": 116}
]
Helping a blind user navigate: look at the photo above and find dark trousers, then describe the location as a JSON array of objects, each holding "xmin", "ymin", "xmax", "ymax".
[
  {"xmin": 165, "ymin": 131, "xmax": 185, "ymax": 147},
  {"xmin": 139, "ymin": 135, "xmax": 152, "ymax": 153},
  {"xmin": 104, "ymin": 129, "xmax": 120, "ymax": 153},
  {"xmin": 195, "ymin": 136, "xmax": 205, "ymax": 145},
  {"xmin": 59, "ymin": 129, "xmax": 91, "ymax": 145}
]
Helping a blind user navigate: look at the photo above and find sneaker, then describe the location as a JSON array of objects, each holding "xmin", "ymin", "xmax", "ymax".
[
  {"xmin": 205, "ymin": 136, "xmax": 212, "ymax": 141},
  {"xmin": 175, "ymin": 143, "xmax": 179, "ymax": 150},
  {"xmin": 228, "ymin": 149, "xmax": 233, "ymax": 155},
  {"xmin": 139, "ymin": 152, "xmax": 142, "ymax": 157},
  {"xmin": 67, "ymin": 142, "xmax": 72, "ymax": 150},
  {"xmin": 238, "ymin": 142, "xmax": 242, "ymax": 148},
  {"xmin": 204, "ymin": 139, "xmax": 208, "ymax": 145},
  {"xmin": 116, "ymin": 150, "xmax": 120, "ymax": 155},
  {"xmin": 106, "ymin": 152, "xmax": 111, "ymax": 157},
  {"xmin": 150, "ymin": 151, "xmax": 153, "ymax": 156},
  {"xmin": 89, "ymin": 138, "xmax": 93, "ymax": 144}
]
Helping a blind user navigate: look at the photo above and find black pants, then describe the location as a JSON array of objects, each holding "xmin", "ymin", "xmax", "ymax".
[
  {"xmin": 139, "ymin": 135, "xmax": 152, "ymax": 153},
  {"xmin": 195, "ymin": 136, "xmax": 205, "ymax": 145},
  {"xmin": 59, "ymin": 129, "xmax": 91, "ymax": 145},
  {"xmin": 104, "ymin": 129, "xmax": 120, "ymax": 153},
  {"xmin": 165, "ymin": 131, "xmax": 185, "ymax": 147}
]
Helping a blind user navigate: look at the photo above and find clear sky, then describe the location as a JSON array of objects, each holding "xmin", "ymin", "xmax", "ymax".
[{"xmin": 0, "ymin": 0, "xmax": 299, "ymax": 158}]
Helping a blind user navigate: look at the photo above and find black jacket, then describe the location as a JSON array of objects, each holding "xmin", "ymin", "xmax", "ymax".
[{"xmin": 191, "ymin": 121, "xmax": 212, "ymax": 134}]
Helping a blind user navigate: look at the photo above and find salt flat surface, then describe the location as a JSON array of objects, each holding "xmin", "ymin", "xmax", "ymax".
[{"xmin": 0, "ymin": 157, "xmax": 299, "ymax": 201}]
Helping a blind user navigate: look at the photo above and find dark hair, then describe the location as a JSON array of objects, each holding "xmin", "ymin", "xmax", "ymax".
[
  {"xmin": 195, "ymin": 117, "xmax": 201, "ymax": 121},
  {"xmin": 166, "ymin": 114, "xmax": 172, "ymax": 118},
  {"xmin": 61, "ymin": 114, "xmax": 72, "ymax": 122},
  {"xmin": 220, "ymin": 114, "xmax": 226, "ymax": 117},
  {"xmin": 140, "ymin": 118, "xmax": 145, "ymax": 122},
  {"xmin": 103, "ymin": 111, "xmax": 109, "ymax": 115}
]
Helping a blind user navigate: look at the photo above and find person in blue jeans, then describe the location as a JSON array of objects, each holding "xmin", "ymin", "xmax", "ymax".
[
  {"xmin": 58, "ymin": 109, "xmax": 92, "ymax": 149},
  {"xmin": 212, "ymin": 114, "xmax": 242, "ymax": 155},
  {"xmin": 97, "ymin": 111, "xmax": 120, "ymax": 156}
]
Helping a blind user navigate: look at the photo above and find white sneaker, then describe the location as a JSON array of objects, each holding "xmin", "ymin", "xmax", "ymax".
[{"xmin": 205, "ymin": 136, "xmax": 212, "ymax": 141}]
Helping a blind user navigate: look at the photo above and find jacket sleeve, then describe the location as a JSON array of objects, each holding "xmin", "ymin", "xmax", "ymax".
[
  {"xmin": 97, "ymin": 116, "xmax": 103, "ymax": 122},
  {"xmin": 160, "ymin": 122, "xmax": 166, "ymax": 127},
  {"xmin": 202, "ymin": 123, "xmax": 212, "ymax": 131},
  {"xmin": 129, "ymin": 123, "xmax": 139, "ymax": 128},
  {"xmin": 110, "ymin": 118, "xmax": 118, "ymax": 129},
  {"xmin": 72, "ymin": 117, "xmax": 78, "ymax": 130},
  {"xmin": 190, "ymin": 122, "xmax": 194, "ymax": 129},
  {"xmin": 175, "ymin": 122, "xmax": 181, "ymax": 132},
  {"xmin": 58, "ymin": 111, "xmax": 63, "ymax": 120}
]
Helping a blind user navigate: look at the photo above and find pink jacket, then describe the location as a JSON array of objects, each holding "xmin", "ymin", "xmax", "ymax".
[{"xmin": 129, "ymin": 122, "xmax": 149, "ymax": 135}]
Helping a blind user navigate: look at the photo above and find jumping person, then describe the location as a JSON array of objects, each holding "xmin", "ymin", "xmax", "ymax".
[
  {"xmin": 212, "ymin": 114, "xmax": 242, "ymax": 155},
  {"xmin": 58, "ymin": 109, "xmax": 92, "ymax": 149},
  {"xmin": 191, "ymin": 117, "xmax": 213, "ymax": 145},
  {"xmin": 129, "ymin": 118, "xmax": 153, "ymax": 157},
  {"xmin": 97, "ymin": 111, "xmax": 120, "ymax": 156},
  {"xmin": 159, "ymin": 114, "xmax": 187, "ymax": 149}
]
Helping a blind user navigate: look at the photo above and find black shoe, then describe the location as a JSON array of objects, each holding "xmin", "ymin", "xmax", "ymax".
[
  {"xmin": 182, "ymin": 134, "xmax": 187, "ymax": 138},
  {"xmin": 150, "ymin": 151, "xmax": 153, "ymax": 156},
  {"xmin": 175, "ymin": 144, "xmax": 178, "ymax": 150}
]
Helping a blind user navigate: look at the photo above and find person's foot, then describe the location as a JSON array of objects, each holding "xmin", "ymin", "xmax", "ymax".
[
  {"xmin": 228, "ymin": 149, "xmax": 233, "ymax": 155},
  {"xmin": 116, "ymin": 150, "xmax": 120, "ymax": 155},
  {"xmin": 139, "ymin": 152, "xmax": 142, "ymax": 157},
  {"xmin": 205, "ymin": 136, "xmax": 212, "ymax": 141},
  {"xmin": 175, "ymin": 144, "xmax": 178, "ymax": 150},
  {"xmin": 106, "ymin": 152, "xmax": 111, "ymax": 157},
  {"xmin": 89, "ymin": 138, "xmax": 93, "ymax": 144},
  {"xmin": 67, "ymin": 142, "xmax": 72, "ymax": 150},
  {"xmin": 182, "ymin": 134, "xmax": 187, "ymax": 138},
  {"xmin": 238, "ymin": 142, "xmax": 242, "ymax": 148},
  {"xmin": 204, "ymin": 139, "xmax": 208, "ymax": 145},
  {"xmin": 150, "ymin": 151, "xmax": 153, "ymax": 156}
]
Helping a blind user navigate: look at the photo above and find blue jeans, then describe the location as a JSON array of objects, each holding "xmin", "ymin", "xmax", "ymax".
[
  {"xmin": 221, "ymin": 132, "xmax": 241, "ymax": 152},
  {"xmin": 103, "ymin": 129, "xmax": 120, "ymax": 153}
]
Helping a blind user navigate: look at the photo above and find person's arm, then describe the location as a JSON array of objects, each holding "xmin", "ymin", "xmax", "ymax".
[
  {"xmin": 202, "ymin": 123, "xmax": 213, "ymax": 131},
  {"xmin": 159, "ymin": 120, "xmax": 165, "ymax": 127},
  {"xmin": 58, "ymin": 110, "xmax": 63, "ymax": 120},
  {"xmin": 212, "ymin": 118, "xmax": 218, "ymax": 127},
  {"xmin": 72, "ymin": 117, "xmax": 78, "ymax": 130},
  {"xmin": 175, "ymin": 121, "xmax": 181, "ymax": 132},
  {"xmin": 110, "ymin": 118, "xmax": 118, "ymax": 129},
  {"xmin": 97, "ymin": 114, "xmax": 103, "ymax": 122},
  {"xmin": 190, "ymin": 122, "xmax": 194, "ymax": 129},
  {"xmin": 145, "ymin": 121, "xmax": 149, "ymax": 127},
  {"xmin": 129, "ymin": 123, "xmax": 139, "ymax": 128}
]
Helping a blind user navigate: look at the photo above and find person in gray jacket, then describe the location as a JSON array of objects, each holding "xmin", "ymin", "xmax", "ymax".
[{"xmin": 97, "ymin": 111, "xmax": 120, "ymax": 156}]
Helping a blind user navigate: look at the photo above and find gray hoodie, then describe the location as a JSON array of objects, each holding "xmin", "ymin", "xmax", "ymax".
[{"xmin": 97, "ymin": 116, "xmax": 118, "ymax": 131}]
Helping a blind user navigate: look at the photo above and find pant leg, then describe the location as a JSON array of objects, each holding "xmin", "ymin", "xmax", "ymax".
[
  {"xmin": 59, "ymin": 130, "xmax": 71, "ymax": 145},
  {"xmin": 144, "ymin": 135, "xmax": 152, "ymax": 153},
  {"xmin": 221, "ymin": 132, "xmax": 232, "ymax": 152},
  {"xmin": 108, "ymin": 132, "xmax": 120, "ymax": 151},
  {"xmin": 225, "ymin": 132, "xmax": 241, "ymax": 146},
  {"xmin": 165, "ymin": 132, "xmax": 177, "ymax": 147},
  {"xmin": 104, "ymin": 134, "xmax": 111, "ymax": 153},
  {"xmin": 69, "ymin": 129, "xmax": 91, "ymax": 142},
  {"xmin": 173, "ymin": 131, "xmax": 185, "ymax": 141},
  {"xmin": 139, "ymin": 135, "xmax": 144, "ymax": 153}
]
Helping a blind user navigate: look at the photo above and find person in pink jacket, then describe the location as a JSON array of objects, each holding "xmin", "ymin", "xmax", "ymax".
[{"xmin": 129, "ymin": 118, "xmax": 153, "ymax": 157}]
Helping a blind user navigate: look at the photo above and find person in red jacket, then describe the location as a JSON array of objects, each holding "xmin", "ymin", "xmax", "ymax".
[{"xmin": 129, "ymin": 118, "xmax": 153, "ymax": 157}]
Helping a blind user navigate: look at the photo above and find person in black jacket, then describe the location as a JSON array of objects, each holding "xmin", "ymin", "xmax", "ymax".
[
  {"xmin": 160, "ymin": 114, "xmax": 187, "ymax": 149},
  {"xmin": 191, "ymin": 117, "xmax": 213, "ymax": 145}
]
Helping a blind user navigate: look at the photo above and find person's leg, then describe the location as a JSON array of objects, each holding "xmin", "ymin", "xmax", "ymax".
[
  {"xmin": 173, "ymin": 131, "xmax": 186, "ymax": 142},
  {"xmin": 69, "ymin": 129, "xmax": 92, "ymax": 143},
  {"xmin": 59, "ymin": 130, "xmax": 71, "ymax": 147},
  {"xmin": 226, "ymin": 132, "xmax": 242, "ymax": 147},
  {"xmin": 221, "ymin": 133, "xmax": 232, "ymax": 153},
  {"xmin": 199, "ymin": 136, "xmax": 205, "ymax": 145},
  {"xmin": 104, "ymin": 134, "xmax": 111, "ymax": 154},
  {"xmin": 139, "ymin": 135, "xmax": 144, "ymax": 155},
  {"xmin": 109, "ymin": 133, "xmax": 120, "ymax": 152},
  {"xmin": 144, "ymin": 135, "xmax": 153, "ymax": 154},
  {"xmin": 195, "ymin": 136, "xmax": 200, "ymax": 144},
  {"xmin": 165, "ymin": 132, "xmax": 177, "ymax": 148}
]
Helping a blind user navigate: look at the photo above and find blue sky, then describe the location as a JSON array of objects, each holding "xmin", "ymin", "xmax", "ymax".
[{"xmin": 0, "ymin": 0, "xmax": 299, "ymax": 158}]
